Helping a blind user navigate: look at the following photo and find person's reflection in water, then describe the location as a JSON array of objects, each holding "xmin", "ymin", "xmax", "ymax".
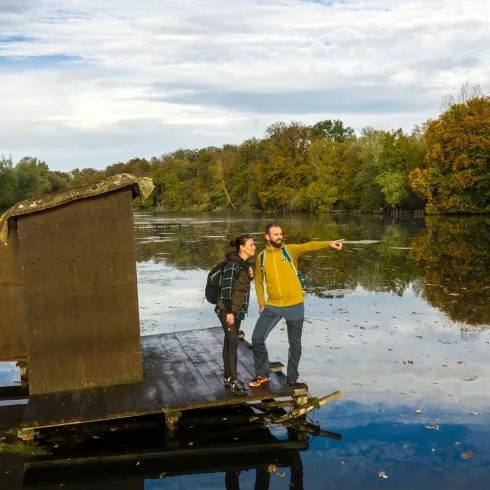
[
  {"xmin": 225, "ymin": 470, "xmax": 241, "ymax": 490},
  {"xmin": 224, "ymin": 451, "xmax": 303, "ymax": 490}
]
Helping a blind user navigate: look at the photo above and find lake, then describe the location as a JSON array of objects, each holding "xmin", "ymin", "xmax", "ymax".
[{"xmin": 1, "ymin": 211, "xmax": 490, "ymax": 489}]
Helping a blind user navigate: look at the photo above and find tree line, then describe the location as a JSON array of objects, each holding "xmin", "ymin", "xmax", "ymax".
[{"xmin": 1, "ymin": 88, "xmax": 489, "ymax": 215}]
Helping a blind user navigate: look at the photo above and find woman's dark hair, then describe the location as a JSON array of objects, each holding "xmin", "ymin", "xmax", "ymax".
[{"xmin": 230, "ymin": 234, "xmax": 252, "ymax": 253}]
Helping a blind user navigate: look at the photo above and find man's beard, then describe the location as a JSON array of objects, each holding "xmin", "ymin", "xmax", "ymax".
[{"xmin": 270, "ymin": 239, "xmax": 282, "ymax": 248}]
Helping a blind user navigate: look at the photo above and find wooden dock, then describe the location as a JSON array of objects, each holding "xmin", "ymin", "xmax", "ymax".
[
  {"xmin": 134, "ymin": 222, "xmax": 182, "ymax": 231},
  {"xmin": 20, "ymin": 327, "xmax": 307, "ymax": 433}
]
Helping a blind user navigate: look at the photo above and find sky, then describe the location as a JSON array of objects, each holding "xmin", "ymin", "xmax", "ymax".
[{"xmin": 0, "ymin": 0, "xmax": 489, "ymax": 172}]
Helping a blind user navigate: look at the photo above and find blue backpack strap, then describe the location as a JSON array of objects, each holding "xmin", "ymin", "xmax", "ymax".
[
  {"xmin": 259, "ymin": 250, "xmax": 265, "ymax": 276},
  {"xmin": 281, "ymin": 246, "xmax": 292, "ymax": 264},
  {"xmin": 281, "ymin": 246, "xmax": 306, "ymax": 289}
]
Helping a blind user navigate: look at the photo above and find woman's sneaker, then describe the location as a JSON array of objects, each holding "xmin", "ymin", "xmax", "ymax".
[
  {"xmin": 229, "ymin": 380, "xmax": 247, "ymax": 395},
  {"xmin": 224, "ymin": 376, "xmax": 232, "ymax": 387},
  {"xmin": 249, "ymin": 375, "xmax": 270, "ymax": 387}
]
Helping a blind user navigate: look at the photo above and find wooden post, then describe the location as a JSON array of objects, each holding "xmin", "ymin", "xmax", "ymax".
[
  {"xmin": 16, "ymin": 360, "xmax": 28, "ymax": 388},
  {"xmin": 274, "ymin": 391, "xmax": 342, "ymax": 425},
  {"xmin": 293, "ymin": 394, "xmax": 309, "ymax": 409},
  {"xmin": 165, "ymin": 411, "xmax": 182, "ymax": 431}
]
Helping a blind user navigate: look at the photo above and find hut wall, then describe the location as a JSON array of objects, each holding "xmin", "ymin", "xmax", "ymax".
[
  {"xmin": 0, "ymin": 221, "xmax": 27, "ymax": 361},
  {"xmin": 17, "ymin": 187, "xmax": 142, "ymax": 395}
]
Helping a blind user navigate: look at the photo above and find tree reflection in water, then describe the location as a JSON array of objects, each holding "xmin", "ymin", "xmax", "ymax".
[{"xmin": 134, "ymin": 212, "xmax": 490, "ymax": 329}]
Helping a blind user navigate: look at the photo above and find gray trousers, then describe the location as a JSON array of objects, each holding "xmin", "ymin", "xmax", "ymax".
[{"xmin": 251, "ymin": 305, "xmax": 304, "ymax": 381}]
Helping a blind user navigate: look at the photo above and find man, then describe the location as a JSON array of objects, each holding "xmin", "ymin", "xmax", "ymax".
[{"xmin": 250, "ymin": 223, "xmax": 344, "ymax": 387}]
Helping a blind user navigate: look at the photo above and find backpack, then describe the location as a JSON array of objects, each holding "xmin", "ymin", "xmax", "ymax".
[
  {"xmin": 205, "ymin": 260, "xmax": 227, "ymax": 304},
  {"xmin": 259, "ymin": 246, "xmax": 306, "ymax": 289}
]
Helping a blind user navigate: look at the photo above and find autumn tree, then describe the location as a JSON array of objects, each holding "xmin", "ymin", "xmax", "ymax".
[{"xmin": 410, "ymin": 96, "xmax": 490, "ymax": 214}]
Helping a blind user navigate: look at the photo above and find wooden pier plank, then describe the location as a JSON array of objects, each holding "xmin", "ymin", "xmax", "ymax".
[
  {"xmin": 47, "ymin": 392, "xmax": 82, "ymax": 426},
  {"xmin": 132, "ymin": 374, "xmax": 163, "ymax": 413},
  {"xmin": 157, "ymin": 333, "xmax": 216, "ymax": 404},
  {"xmin": 193, "ymin": 329, "xmax": 253, "ymax": 383},
  {"xmin": 210, "ymin": 328, "xmax": 290, "ymax": 395},
  {"xmin": 174, "ymin": 331, "xmax": 231, "ymax": 399},
  {"xmin": 80, "ymin": 388, "xmax": 108, "ymax": 421},
  {"xmin": 23, "ymin": 394, "xmax": 56, "ymax": 427},
  {"xmin": 140, "ymin": 335, "xmax": 189, "ymax": 408},
  {"xmin": 21, "ymin": 328, "xmax": 305, "ymax": 430},
  {"xmin": 106, "ymin": 384, "xmax": 137, "ymax": 419}
]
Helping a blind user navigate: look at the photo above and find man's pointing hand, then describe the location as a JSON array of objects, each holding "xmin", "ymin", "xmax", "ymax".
[{"xmin": 329, "ymin": 239, "xmax": 345, "ymax": 251}]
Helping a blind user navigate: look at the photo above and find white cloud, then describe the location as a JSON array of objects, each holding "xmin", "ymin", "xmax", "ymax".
[{"xmin": 0, "ymin": 0, "xmax": 489, "ymax": 170}]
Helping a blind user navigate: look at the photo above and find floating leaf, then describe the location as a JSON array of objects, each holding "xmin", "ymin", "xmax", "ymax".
[{"xmin": 461, "ymin": 450, "xmax": 473, "ymax": 459}]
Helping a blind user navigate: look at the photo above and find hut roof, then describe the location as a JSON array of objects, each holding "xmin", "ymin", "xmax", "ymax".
[{"xmin": 0, "ymin": 173, "xmax": 154, "ymax": 243}]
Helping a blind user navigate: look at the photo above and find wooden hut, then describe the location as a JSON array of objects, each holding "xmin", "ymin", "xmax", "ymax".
[
  {"xmin": 0, "ymin": 174, "xmax": 154, "ymax": 396},
  {"xmin": 0, "ymin": 220, "xmax": 26, "ymax": 361}
]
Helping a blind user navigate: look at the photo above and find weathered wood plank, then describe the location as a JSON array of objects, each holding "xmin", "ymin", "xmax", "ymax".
[
  {"xmin": 212, "ymin": 329, "xmax": 290, "ymax": 395},
  {"xmin": 193, "ymin": 329, "xmax": 252, "ymax": 383},
  {"xmin": 141, "ymin": 335, "xmax": 190, "ymax": 408},
  {"xmin": 80, "ymin": 388, "xmax": 108, "ymax": 421},
  {"xmin": 174, "ymin": 331, "xmax": 231, "ymax": 399},
  {"xmin": 20, "ymin": 329, "xmax": 304, "ymax": 429},
  {"xmin": 17, "ymin": 187, "xmax": 142, "ymax": 395},
  {"xmin": 47, "ymin": 392, "xmax": 82, "ymax": 425},
  {"xmin": 0, "ymin": 220, "xmax": 27, "ymax": 360},
  {"xmin": 23, "ymin": 394, "xmax": 56, "ymax": 427},
  {"xmin": 0, "ymin": 385, "xmax": 29, "ymax": 399},
  {"xmin": 132, "ymin": 376, "xmax": 163, "ymax": 413},
  {"xmin": 193, "ymin": 329, "xmax": 272, "ymax": 398},
  {"xmin": 154, "ymin": 334, "xmax": 215, "ymax": 405},
  {"xmin": 106, "ymin": 384, "xmax": 137, "ymax": 418}
]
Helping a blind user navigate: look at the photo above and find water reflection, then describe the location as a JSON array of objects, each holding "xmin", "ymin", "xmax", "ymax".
[
  {"xmin": 2, "ymin": 212, "xmax": 490, "ymax": 489},
  {"xmin": 2, "ymin": 406, "xmax": 313, "ymax": 490},
  {"xmin": 134, "ymin": 212, "xmax": 490, "ymax": 327}
]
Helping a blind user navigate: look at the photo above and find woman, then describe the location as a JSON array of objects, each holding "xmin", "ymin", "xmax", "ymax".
[{"xmin": 216, "ymin": 234, "xmax": 256, "ymax": 395}]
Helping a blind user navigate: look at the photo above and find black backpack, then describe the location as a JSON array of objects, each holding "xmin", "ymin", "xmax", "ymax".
[{"xmin": 205, "ymin": 260, "xmax": 227, "ymax": 304}]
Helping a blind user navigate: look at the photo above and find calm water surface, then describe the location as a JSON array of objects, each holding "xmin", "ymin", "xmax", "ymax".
[{"xmin": 2, "ymin": 212, "xmax": 490, "ymax": 489}]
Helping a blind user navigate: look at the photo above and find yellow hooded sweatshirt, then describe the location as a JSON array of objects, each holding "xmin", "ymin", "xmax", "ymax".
[{"xmin": 254, "ymin": 241, "xmax": 330, "ymax": 307}]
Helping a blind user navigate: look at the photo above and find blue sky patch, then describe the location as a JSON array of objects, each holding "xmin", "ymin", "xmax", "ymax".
[
  {"xmin": 0, "ymin": 54, "xmax": 80, "ymax": 70},
  {"xmin": 0, "ymin": 35, "xmax": 37, "ymax": 44}
]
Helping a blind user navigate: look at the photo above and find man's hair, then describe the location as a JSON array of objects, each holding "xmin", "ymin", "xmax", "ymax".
[{"xmin": 265, "ymin": 222, "xmax": 281, "ymax": 235}]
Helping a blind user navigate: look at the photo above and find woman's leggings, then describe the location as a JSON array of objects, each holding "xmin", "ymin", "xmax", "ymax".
[{"xmin": 218, "ymin": 310, "xmax": 242, "ymax": 381}]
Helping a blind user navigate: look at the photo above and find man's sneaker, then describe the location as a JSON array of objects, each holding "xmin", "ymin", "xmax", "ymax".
[
  {"xmin": 224, "ymin": 376, "xmax": 232, "ymax": 387},
  {"xmin": 229, "ymin": 380, "xmax": 247, "ymax": 395},
  {"xmin": 249, "ymin": 375, "xmax": 270, "ymax": 387}
]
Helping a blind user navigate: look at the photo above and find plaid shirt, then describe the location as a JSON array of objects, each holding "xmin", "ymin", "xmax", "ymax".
[{"xmin": 215, "ymin": 259, "xmax": 250, "ymax": 321}]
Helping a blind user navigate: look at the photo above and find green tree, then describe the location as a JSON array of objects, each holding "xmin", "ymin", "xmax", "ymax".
[
  {"xmin": 306, "ymin": 140, "xmax": 343, "ymax": 211},
  {"xmin": 0, "ymin": 155, "xmax": 17, "ymax": 210},
  {"xmin": 311, "ymin": 119, "xmax": 355, "ymax": 143},
  {"xmin": 255, "ymin": 122, "xmax": 310, "ymax": 210},
  {"xmin": 355, "ymin": 128, "xmax": 385, "ymax": 210}
]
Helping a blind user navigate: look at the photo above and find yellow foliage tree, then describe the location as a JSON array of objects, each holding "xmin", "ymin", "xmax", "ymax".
[{"xmin": 409, "ymin": 96, "xmax": 490, "ymax": 214}]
